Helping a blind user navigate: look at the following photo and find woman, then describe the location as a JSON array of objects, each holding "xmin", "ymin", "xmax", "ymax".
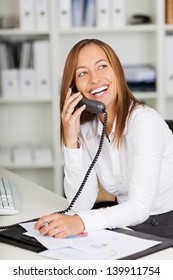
[{"xmin": 35, "ymin": 39, "xmax": 173, "ymax": 240}]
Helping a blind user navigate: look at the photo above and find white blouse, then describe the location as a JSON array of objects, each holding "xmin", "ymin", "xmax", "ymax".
[{"xmin": 63, "ymin": 105, "xmax": 173, "ymax": 232}]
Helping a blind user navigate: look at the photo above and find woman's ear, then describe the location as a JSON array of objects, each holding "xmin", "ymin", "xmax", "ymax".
[{"xmin": 72, "ymin": 85, "xmax": 78, "ymax": 94}]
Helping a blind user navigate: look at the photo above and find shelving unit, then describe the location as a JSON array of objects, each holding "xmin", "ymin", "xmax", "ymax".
[
  {"xmin": 0, "ymin": 0, "xmax": 173, "ymax": 195},
  {"xmin": 0, "ymin": 0, "xmax": 63, "ymax": 193}
]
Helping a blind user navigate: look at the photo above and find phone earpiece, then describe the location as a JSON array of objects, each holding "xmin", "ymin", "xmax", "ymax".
[{"xmin": 72, "ymin": 86, "xmax": 106, "ymax": 114}]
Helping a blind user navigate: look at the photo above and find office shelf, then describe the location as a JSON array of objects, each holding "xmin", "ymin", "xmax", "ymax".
[
  {"xmin": 59, "ymin": 24, "xmax": 157, "ymax": 34},
  {"xmin": 0, "ymin": 97, "xmax": 52, "ymax": 104},
  {"xmin": 3, "ymin": 163, "xmax": 54, "ymax": 169},
  {"xmin": 0, "ymin": 29, "xmax": 49, "ymax": 36}
]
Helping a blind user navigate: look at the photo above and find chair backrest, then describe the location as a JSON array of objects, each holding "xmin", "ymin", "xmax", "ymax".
[{"xmin": 165, "ymin": 120, "xmax": 173, "ymax": 133}]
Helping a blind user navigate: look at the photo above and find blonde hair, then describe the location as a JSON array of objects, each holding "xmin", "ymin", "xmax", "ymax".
[{"xmin": 60, "ymin": 39, "xmax": 141, "ymax": 147}]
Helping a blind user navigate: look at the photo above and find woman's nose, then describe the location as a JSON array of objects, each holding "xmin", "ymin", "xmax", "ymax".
[{"xmin": 89, "ymin": 71, "xmax": 100, "ymax": 84}]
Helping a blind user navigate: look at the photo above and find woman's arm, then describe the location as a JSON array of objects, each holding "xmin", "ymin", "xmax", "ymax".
[{"xmin": 63, "ymin": 143, "xmax": 99, "ymax": 211}]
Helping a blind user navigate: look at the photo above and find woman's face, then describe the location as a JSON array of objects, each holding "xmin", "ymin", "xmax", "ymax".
[{"xmin": 75, "ymin": 44, "xmax": 118, "ymax": 112}]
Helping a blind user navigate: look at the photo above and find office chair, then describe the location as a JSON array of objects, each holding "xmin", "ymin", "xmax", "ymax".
[
  {"xmin": 165, "ymin": 120, "xmax": 173, "ymax": 132},
  {"xmin": 93, "ymin": 119, "xmax": 173, "ymax": 209}
]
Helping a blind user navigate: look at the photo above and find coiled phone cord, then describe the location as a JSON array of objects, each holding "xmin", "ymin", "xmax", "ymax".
[{"xmin": 0, "ymin": 112, "xmax": 107, "ymax": 230}]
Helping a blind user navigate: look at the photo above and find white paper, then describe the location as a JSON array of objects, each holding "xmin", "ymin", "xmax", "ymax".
[
  {"xmin": 40, "ymin": 247, "xmax": 118, "ymax": 260},
  {"xmin": 21, "ymin": 222, "xmax": 161, "ymax": 260}
]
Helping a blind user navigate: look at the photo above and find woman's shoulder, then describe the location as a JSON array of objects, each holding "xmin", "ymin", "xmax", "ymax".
[
  {"xmin": 130, "ymin": 105, "xmax": 163, "ymax": 122},
  {"xmin": 132, "ymin": 104, "xmax": 157, "ymax": 115},
  {"xmin": 127, "ymin": 105, "xmax": 167, "ymax": 133}
]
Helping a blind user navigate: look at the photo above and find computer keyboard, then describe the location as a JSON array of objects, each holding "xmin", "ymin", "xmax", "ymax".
[{"xmin": 0, "ymin": 176, "xmax": 21, "ymax": 215}]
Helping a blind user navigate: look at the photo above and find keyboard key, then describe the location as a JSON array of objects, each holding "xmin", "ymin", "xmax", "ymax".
[{"xmin": 0, "ymin": 177, "xmax": 20, "ymax": 215}]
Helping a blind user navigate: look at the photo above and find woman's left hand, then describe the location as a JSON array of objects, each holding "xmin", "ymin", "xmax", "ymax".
[{"xmin": 34, "ymin": 213, "xmax": 85, "ymax": 238}]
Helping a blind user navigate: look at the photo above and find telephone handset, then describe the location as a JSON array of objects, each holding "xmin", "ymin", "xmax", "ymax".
[
  {"xmin": 72, "ymin": 86, "xmax": 106, "ymax": 114},
  {"xmin": 0, "ymin": 90, "xmax": 107, "ymax": 230}
]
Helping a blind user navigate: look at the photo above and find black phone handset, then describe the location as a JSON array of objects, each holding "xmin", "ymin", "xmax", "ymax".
[
  {"xmin": 0, "ymin": 94, "xmax": 107, "ymax": 230},
  {"xmin": 73, "ymin": 86, "xmax": 105, "ymax": 114},
  {"xmin": 78, "ymin": 97, "xmax": 106, "ymax": 114}
]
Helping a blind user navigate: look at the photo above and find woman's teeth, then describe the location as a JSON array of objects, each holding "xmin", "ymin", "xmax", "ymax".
[{"xmin": 90, "ymin": 86, "xmax": 108, "ymax": 96}]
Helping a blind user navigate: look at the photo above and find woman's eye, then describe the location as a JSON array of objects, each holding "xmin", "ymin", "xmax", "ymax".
[
  {"xmin": 99, "ymin": 64, "xmax": 107, "ymax": 70},
  {"xmin": 78, "ymin": 71, "xmax": 87, "ymax": 77}
]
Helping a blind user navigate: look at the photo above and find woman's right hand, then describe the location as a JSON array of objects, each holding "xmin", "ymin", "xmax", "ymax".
[{"xmin": 61, "ymin": 88, "xmax": 86, "ymax": 148}]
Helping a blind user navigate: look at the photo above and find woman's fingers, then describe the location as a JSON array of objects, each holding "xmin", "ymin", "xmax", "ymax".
[
  {"xmin": 62, "ymin": 88, "xmax": 83, "ymax": 117},
  {"xmin": 34, "ymin": 213, "xmax": 85, "ymax": 238}
]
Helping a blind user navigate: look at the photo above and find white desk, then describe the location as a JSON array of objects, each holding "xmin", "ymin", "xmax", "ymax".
[{"xmin": 0, "ymin": 167, "xmax": 173, "ymax": 260}]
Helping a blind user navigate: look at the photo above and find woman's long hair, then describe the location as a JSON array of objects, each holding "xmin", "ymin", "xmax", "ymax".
[{"xmin": 60, "ymin": 39, "xmax": 141, "ymax": 147}]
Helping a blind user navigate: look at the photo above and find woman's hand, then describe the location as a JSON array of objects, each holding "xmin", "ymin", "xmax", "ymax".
[
  {"xmin": 61, "ymin": 88, "xmax": 86, "ymax": 148},
  {"xmin": 34, "ymin": 213, "xmax": 85, "ymax": 238}
]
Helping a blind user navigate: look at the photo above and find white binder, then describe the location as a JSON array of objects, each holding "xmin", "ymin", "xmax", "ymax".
[
  {"xmin": 1, "ymin": 69, "xmax": 19, "ymax": 99},
  {"xmin": 19, "ymin": 0, "xmax": 34, "ymax": 30},
  {"xmin": 111, "ymin": 0, "xmax": 125, "ymax": 27},
  {"xmin": 96, "ymin": 0, "xmax": 110, "ymax": 27},
  {"xmin": 19, "ymin": 69, "xmax": 36, "ymax": 98},
  {"xmin": 165, "ymin": 36, "xmax": 173, "ymax": 95},
  {"xmin": 84, "ymin": 0, "xmax": 96, "ymax": 27},
  {"xmin": 35, "ymin": 0, "xmax": 49, "ymax": 30},
  {"xmin": 59, "ymin": 0, "xmax": 72, "ymax": 29},
  {"xmin": 72, "ymin": 0, "xmax": 84, "ymax": 27},
  {"xmin": 33, "ymin": 40, "xmax": 51, "ymax": 98}
]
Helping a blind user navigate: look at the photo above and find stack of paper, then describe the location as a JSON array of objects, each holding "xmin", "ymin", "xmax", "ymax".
[{"xmin": 21, "ymin": 222, "xmax": 161, "ymax": 260}]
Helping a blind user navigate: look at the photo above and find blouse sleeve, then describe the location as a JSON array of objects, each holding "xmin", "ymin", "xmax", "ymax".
[{"xmin": 63, "ymin": 144, "xmax": 99, "ymax": 211}]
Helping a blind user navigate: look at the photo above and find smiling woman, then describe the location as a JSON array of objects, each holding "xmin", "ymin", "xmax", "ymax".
[
  {"xmin": 60, "ymin": 39, "xmax": 140, "ymax": 146},
  {"xmin": 34, "ymin": 39, "xmax": 173, "ymax": 241}
]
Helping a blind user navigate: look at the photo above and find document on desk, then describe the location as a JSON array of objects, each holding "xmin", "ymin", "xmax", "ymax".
[{"xmin": 21, "ymin": 222, "xmax": 161, "ymax": 260}]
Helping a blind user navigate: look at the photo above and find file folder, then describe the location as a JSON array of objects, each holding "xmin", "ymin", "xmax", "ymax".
[
  {"xmin": 114, "ymin": 228, "xmax": 173, "ymax": 260},
  {"xmin": 0, "ymin": 226, "xmax": 173, "ymax": 259},
  {"xmin": 72, "ymin": 0, "xmax": 85, "ymax": 27},
  {"xmin": 96, "ymin": 0, "xmax": 110, "ymax": 27},
  {"xmin": 111, "ymin": 0, "xmax": 126, "ymax": 27},
  {"xmin": 35, "ymin": 0, "xmax": 49, "ymax": 30},
  {"xmin": 0, "ymin": 226, "xmax": 46, "ymax": 253},
  {"xmin": 19, "ymin": 0, "xmax": 34, "ymax": 30},
  {"xmin": 84, "ymin": 0, "xmax": 96, "ymax": 27},
  {"xmin": 59, "ymin": 0, "xmax": 72, "ymax": 29},
  {"xmin": 165, "ymin": 35, "xmax": 173, "ymax": 95},
  {"xmin": 20, "ymin": 41, "xmax": 33, "ymax": 69},
  {"xmin": 166, "ymin": 0, "xmax": 173, "ymax": 24},
  {"xmin": 33, "ymin": 40, "xmax": 51, "ymax": 98},
  {"xmin": 1, "ymin": 69, "xmax": 19, "ymax": 99},
  {"xmin": 19, "ymin": 69, "xmax": 36, "ymax": 98}
]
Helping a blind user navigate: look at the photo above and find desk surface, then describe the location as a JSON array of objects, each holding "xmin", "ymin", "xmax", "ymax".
[{"xmin": 0, "ymin": 167, "xmax": 173, "ymax": 260}]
